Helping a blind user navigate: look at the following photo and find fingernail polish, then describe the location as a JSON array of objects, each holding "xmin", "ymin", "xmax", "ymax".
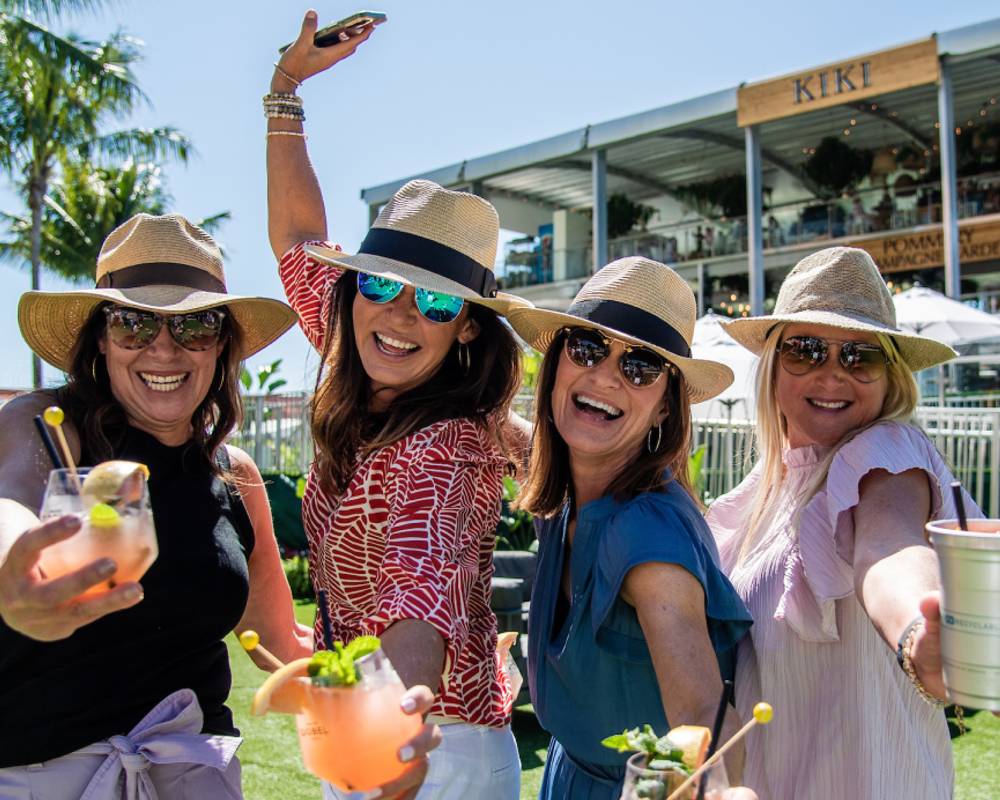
[
  {"xmin": 398, "ymin": 745, "xmax": 415, "ymax": 763},
  {"xmin": 400, "ymin": 696, "xmax": 417, "ymax": 713}
]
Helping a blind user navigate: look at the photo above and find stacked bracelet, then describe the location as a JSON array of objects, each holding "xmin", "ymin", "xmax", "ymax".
[
  {"xmin": 896, "ymin": 617, "xmax": 947, "ymax": 708},
  {"xmin": 273, "ymin": 63, "xmax": 302, "ymax": 89},
  {"xmin": 267, "ymin": 131, "xmax": 308, "ymax": 140},
  {"xmin": 263, "ymin": 92, "xmax": 305, "ymax": 121}
]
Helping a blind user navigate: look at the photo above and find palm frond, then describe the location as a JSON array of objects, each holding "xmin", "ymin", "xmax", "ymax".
[
  {"xmin": 0, "ymin": 1, "xmax": 109, "ymax": 21},
  {"xmin": 83, "ymin": 127, "xmax": 193, "ymax": 165},
  {"xmin": 196, "ymin": 211, "xmax": 231, "ymax": 234}
]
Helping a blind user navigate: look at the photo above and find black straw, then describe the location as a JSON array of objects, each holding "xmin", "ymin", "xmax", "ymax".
[
  {"xmin": 317, "ymin": 588, "xmax": 334, "ymax": 651},
  {"xmin": 697, "ymin": 679, "xmax": 734, "ymax": 800},
  {"xmin": 33, "ymin": 415, "xmax": 64, "ymax": 469},
  {"xmin": 951, "ymin": 481, "xmax": 969, "ymax": 531}
]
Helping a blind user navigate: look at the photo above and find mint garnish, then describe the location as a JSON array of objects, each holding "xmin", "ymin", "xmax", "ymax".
[{"xmin": 308, "ymin": 635, "xmax": 381, "ymax": 687}]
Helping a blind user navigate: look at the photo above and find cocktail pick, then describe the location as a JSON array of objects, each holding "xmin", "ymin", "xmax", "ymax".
[
  {"xmin": 696, "ymin": 679, "xmax": 734, "ymax": 800},
  {"xmin": 239, "ymin": 630, "xmax": 286, "ymax": 671},
  {"xmin": 33, "ymin": 414, "xmax": 64, "ymax": 469},
  {"xmin": 43, "ymin": 406, "xmax": 79, "ymax": 489},
  {"xmin": 951, "ymin": 481, "xmax": 968, "ymax": 531},
  {"xmin": 666, "ymin": 702, "xmax": 774, "ymax": 800},
  {"xmin": 317, "ymin": 588, "xmax": 335, "ymax": 650}
]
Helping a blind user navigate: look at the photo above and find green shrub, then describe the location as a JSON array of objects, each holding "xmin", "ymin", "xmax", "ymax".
[
  {"xmin": 283, "ymin": 555, "xmax": 313, "ymax": 599},
  {"xmin": 496, "ymin": 475, "xmax": 537, "ymax": 552}
]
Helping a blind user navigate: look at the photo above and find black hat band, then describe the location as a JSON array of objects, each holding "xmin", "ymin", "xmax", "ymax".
[
  {"xmin": 96, "ymin": 263, "xmax": 226, "ymax": 294},
  {"xmin": 565, "ymin": 298, "xmax": 692, "ymax": 358}
]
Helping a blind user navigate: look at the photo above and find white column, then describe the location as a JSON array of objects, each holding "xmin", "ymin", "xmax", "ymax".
[
  {"xmin": 938, "ymin": 58, "xmax": 961, "ymax": 298},
  {"xmin": 553, "ymin": 209, "xmax": 590, "ymax": 282},
  {"xmin": 592, "ymin": 149, "xmax": 608, "ymax": 272},
  {"xmin": 696, "ymin": 262, "xmax": 706, "ymax": 316},
  {"xmin": 745, "ymin": 126, "xmax": 765, "ymax": 315}
]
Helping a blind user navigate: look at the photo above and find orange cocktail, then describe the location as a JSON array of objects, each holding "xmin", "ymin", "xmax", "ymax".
[{"xmin": 249, "ymin": 641, "xmax": 422, "ymax": 793}]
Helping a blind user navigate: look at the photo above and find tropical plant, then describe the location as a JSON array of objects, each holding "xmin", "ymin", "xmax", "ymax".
[
  {"xmin": 607, "ymin": 193, "xmax": 657, "ymax": 239},
  {"xmin": 0, "ymin": 14, "xmax": 192, "ymax": 384},
  {"xmin": 675, "ymin": 174, "xmax": 748, "ymax": 219},
  {"xmin": 495, "ymin": 475, "xmax": 536, "ymax": 552},
  {"xmin": 803, "ymin": 137, "xmax": 873, "ymax": 198},
  {"xmin": 240, "ymin": 358, "xmax": 288, "ymax": 396}
]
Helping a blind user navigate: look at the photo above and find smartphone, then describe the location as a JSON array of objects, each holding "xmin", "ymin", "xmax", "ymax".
[{"xmin": 278, "ymin": 11, "xmax": 387, "ymax": 53}]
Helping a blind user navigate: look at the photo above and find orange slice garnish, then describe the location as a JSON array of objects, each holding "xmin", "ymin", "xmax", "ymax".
[{"xmin": 250, "ymin": 657, "xmax": 312, "ymax": 716}]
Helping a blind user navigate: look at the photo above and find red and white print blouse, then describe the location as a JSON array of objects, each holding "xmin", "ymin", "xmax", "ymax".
[{"xmin": 279, "ymin": 242, "xmax": 513, "ymax": 728}]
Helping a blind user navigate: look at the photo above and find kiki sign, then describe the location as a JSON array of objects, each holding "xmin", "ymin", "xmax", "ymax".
[{"xmin": 738, "ymin": 38, "xmax": 940, "ymax": 127}]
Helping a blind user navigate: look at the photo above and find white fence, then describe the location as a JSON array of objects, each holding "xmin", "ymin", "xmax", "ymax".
[{"xmin": 231, "ymin": 394, "xmax": 1000, "ymax": 516}]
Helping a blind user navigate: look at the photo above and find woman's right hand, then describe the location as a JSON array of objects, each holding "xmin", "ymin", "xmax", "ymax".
[
  {"xmin": 273, "ymin": 9, "xmax": 376, "ymax": 91},
  {"xmin": 0, "ymin": 515, "xmax": 144, "ymax": 641}
]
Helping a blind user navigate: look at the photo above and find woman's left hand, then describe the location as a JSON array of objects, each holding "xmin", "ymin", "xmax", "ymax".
[
  {"xmin": 372, "ymin": 685, "xmax": 442, "ymax": 800},
  {"xmin": 910, "ymin": 591, "xmax": 948, "ymax": 702}
]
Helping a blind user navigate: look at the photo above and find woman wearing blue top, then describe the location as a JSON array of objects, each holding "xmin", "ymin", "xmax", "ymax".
[{"xmin": 506, "ymin": 258, "xmax": 755, "ymax": 800}]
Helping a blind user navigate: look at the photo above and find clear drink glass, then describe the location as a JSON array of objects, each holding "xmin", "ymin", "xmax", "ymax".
[
  {"xmin": 620, "ymin": 752, "xmax": 728, "ymax": 800},
  {"xmin": 38, "ymin": 467, "xmax": 158, "ymax": 596},
  {"xmin": 294, "ymin": 648, "xmax": 423, "ymax": 792}
]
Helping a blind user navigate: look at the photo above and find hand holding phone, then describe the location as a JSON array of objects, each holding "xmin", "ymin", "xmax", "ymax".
[{"xmin": 279, "ymin": 11, "xmax": 387, "ymax": 54}]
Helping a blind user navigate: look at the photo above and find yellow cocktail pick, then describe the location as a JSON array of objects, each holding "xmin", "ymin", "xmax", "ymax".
[
  {"xmin": 239, "ymin": 629, "xmax": 286, "ymax": 671},
  {"xmin": 43, "ymin": 406, "xmax": 80, "ymax": 489}
]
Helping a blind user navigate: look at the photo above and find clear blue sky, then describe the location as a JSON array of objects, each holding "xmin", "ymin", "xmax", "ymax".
[{"xmin": 2, "ymin": 0, "xmax": 998, "ymax": 391}]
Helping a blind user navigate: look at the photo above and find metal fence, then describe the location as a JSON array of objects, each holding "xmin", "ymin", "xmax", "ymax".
[{"xmin": 231, "ymin": 394, "xmax": 1000, "ymax": 516}]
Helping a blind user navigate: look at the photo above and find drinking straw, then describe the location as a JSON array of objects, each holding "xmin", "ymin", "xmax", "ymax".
[
  {"xmin": 33, "ymin": 415, "xmax": 64, "ymax": 469},
  {"xmin": 238, "ymin": 630, "xmax": 285, "ymax": 671},
  {"xmin": 951, "ymin": 481, "xmax": 969, "ymax": 531},
  {"xmin": 666, "ymin": 702, "xmax": 773, "ymax": 800},
  {"xmin": 317, "ymin": 588, "xmax": 335, "ymax": 650},
  {"xmin": 42, "ymin": 406, "xmax": 79, "ymax": 489},
  {"xmin": 696, "ymin": 679, "xmax": 734, "ymax": 800}
]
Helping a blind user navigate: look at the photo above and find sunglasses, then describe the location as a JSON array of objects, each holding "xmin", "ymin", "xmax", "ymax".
[
  {"xmin": 778, "ymin": 335, "xmax": 888, "ymax": 384},
  {"xmin": 563, "ymin": 327, "xmax": 668, "ymax": 388},
  {"xmin": 356, "ymin": 272, "xmax": 465, "ymax": 324},
  {"xmin": 103, "ymin": 305, "xmax": 227, "ymax": 352}
]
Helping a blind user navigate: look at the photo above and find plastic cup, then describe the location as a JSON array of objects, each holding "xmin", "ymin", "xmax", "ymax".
[{"xmin": 925, "ymin": 518, "xmax": 1000, "ymax": 710}]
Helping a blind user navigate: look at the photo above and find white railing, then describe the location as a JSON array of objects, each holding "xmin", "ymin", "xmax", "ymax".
[{"xmin": 231, "ymin": 394, "xmax": 1000, "ymax": 517}]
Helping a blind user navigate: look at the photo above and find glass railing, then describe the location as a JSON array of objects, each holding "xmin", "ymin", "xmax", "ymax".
[{"xmin": 500, "ymin": 171, "xmax": 1000, "ymax": 289}]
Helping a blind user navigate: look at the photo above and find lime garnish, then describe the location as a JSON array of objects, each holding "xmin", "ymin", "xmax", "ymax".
[{"xmin": 89, "ymin": 502, "xmax": 121, "ymax": 528}]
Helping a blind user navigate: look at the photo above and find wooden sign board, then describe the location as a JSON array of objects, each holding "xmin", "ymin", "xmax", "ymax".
[
  {"xmin": 737, "ymin": 38, "xmax": 940, "ymax": 127},
  {"xmin": 846, "ymin": 216, "xmax": 1000, "ymax": 274}
]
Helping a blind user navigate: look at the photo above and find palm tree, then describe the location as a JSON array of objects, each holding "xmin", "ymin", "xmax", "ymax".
[
  {"xmin": 0, "ymin": 15, "xmax": 193, "ymax": 386},
  {"xmin": 0, "ymin": 160, "xmax": 229, "ymax": 282}
]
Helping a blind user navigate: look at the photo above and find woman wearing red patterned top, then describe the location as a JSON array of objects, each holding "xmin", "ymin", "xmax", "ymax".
[{"xmin": 267, "ymin": 12, "xmax": 530, "ymax": 800}]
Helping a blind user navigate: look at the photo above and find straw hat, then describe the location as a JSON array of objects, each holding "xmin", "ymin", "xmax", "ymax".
[
  {"xmin": 506, "ymin": 256, "xmax": 734, "ymax": 403},
  {"xmin": 305, "ymin": 179, "xmax": 531, "ymax": 315},
  {"xmin": 18, "ymin": 213, "xmax": 298, "ymax": 371},
  {"xmin": 722, "ymin": 246, "xmax": 956, "ymax": 372}
]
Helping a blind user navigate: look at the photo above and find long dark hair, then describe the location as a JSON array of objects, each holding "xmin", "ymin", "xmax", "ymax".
[
  {"xmin": 311, "ymin": 276, "xmax": 521, "ymax": 494},
  {"xmin": 55, "ymin": 303, "xmax": 245, "ymax": 476},
  {"xmin": 517, "ymin": 329, "xmax": 695, "ymax": 518}
]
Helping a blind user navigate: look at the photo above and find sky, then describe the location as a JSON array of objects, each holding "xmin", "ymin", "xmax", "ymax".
[{"xmin": 1, "ymin": 0, "xmax": 998, "ymax": 391}]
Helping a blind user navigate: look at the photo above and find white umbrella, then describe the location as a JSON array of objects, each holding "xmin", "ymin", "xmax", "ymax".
[
  {"xmin": 893, "ymin": 286, "xmax": 1000, "ymax": 346},
  {"xmin": 691, "ymin": 312, "xmax": 759, "ymax": 420}
]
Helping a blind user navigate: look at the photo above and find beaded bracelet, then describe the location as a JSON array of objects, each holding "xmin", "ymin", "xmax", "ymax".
[
  {"xmin": 263, "ymin": 104, "xmax": 305, "ymax": 116},
  {"xmin": 265, "ymin": 110, "xmax": 306, "ymax": 121},
  {"xmin": 896, "ymin": 617, "xmax": 946, "ymax": 708},
  {"xmin": 267, "ymin": 131, "xmax": 308, "ymax": 139},
  {"xmin": 263, "ymin": 92, "xmax": 303, "ymax": 106}
]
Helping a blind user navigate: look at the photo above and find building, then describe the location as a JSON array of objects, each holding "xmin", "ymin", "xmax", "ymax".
[{"xmin": 360, "ymin": 17, "xmax": 1000, "ymax": 323}]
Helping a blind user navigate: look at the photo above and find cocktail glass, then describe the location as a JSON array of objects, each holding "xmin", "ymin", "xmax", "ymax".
[
  {"xmin": 620, "ymin": 752, "xmax": 728, "ymax": 800},
  {"xmin": 294, "ymin": 648, "xmax": 423, "ymax": 792},
  {"xmin": 38, "ymin": 466, "xmax": 157, "ymax": 596}
]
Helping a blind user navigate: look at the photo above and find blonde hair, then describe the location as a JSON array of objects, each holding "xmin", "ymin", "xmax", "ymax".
[{"xmin": 736, "ymin": 323, "xmax": 920, "ymax": 563}]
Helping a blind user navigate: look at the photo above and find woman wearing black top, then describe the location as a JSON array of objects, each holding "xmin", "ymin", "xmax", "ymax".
[{"xmin": 0, "ymin": 214, "xmax": 313, "ymax": 797}]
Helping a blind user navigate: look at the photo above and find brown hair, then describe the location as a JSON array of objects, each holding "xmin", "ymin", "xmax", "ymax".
[
  {"xmin": 55, "ymin": 303, "xmax": 245, "ymax": 477},
  {"xmin": 311, "ymin": 276, "xmax": 522, "ymax": 494},
  {"xmin": 518, "ymin": 329, "xmax": 696, "ymax": 518}
]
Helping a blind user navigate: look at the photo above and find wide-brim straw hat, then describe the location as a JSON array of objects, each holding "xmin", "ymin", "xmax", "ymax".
[
  {"xmin": 723, "ymin": 246, "xmax": 956, "ymax": 372},
  {"xmin": 506, "ymin": 256, "xmax": 734, "ymax": 404},
  {"xmin": 19, "ymin": 213, "xmax": 298, "ymax": 371},
  {"xmin": 304, "ymin": 179, "xmax": 531, "ymax": 316}
]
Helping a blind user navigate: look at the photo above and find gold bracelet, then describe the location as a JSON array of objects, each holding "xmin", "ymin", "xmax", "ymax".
[
  {"xmin": 272, "ymin": 63, "xmax": 302, "ymax": 88},
  {"xmin": 267, "ymin": 131, "xmax": 307, "ymax": 139},
  {"xmin": 899, "ymin": 619, "xmax": 947, "ymax": 708}
]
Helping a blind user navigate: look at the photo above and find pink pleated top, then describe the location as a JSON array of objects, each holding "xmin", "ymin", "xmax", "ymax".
[{"xmin": 707, "ymin": 421, "xmax": 973, "ymax": 800}]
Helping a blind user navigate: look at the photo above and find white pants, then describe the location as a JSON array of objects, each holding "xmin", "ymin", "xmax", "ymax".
[{"xmin": 322, "ymin": 722, "xmax": 519, "ymax": 800}]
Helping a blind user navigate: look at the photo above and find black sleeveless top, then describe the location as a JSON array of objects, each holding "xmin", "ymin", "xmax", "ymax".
[{"xmin": 0, "ymin": 426, "xmax": 254, "ymax": 766}]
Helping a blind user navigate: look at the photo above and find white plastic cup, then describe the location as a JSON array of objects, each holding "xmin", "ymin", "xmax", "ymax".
[{"xmin": 925, "ymin": 518, "xmax": 1000, "ymax": 710}]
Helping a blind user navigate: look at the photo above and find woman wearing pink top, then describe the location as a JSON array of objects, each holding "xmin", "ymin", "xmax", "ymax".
[{"xmin": 707, "ymin": 247, "xmax": 969, "ymax": 800}]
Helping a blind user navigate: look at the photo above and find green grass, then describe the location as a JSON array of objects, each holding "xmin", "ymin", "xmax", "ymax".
[{"xmin": 227, "ymin": 602, "xmax": 999, "ymax": 798}]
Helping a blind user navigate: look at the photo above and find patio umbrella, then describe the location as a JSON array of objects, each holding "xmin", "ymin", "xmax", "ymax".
[
  {"xmin": 691, "ymin": 311, "xmax": 759, "ymax": 420},
  {"xmin": 893, "ymin": 286, "xmax": 1000, "ymax": 346}
]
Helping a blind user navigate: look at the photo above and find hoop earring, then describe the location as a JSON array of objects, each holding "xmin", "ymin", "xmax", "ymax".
[
  {"xmin": 647, "ymin": 422, "xmax": 662, "ymax": 454},
  {"xmin": 457, "ymin": 342, "xmax": 471, "ymax": 375},
  {"xmin": 91, "ymin": 357, "xmax": 99, "ymax": 382},
  {"xmin": 215, "ymin": 368, "xmax": 226, "ymax": 393}
]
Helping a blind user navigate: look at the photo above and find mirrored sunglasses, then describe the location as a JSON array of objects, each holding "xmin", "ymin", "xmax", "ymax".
[
  {"xmin": 778, "ymin": 335, "xmax": 888, "ymax": 384},
  {"xmin": 103, "ymin": 305, "xmax": 227, "ymax": 352},
  {"xmin": 356, "ymin": 272, "xmax": 465, "ymax": 324},
  {"xmin": 563, "ymin": 327, "xmax": 668, "ymax": 388}
]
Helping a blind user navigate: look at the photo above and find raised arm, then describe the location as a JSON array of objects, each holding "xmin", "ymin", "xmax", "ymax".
[{"xmin": 267, "ymin": 10, "xmax": 376, "ymax": 259}]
